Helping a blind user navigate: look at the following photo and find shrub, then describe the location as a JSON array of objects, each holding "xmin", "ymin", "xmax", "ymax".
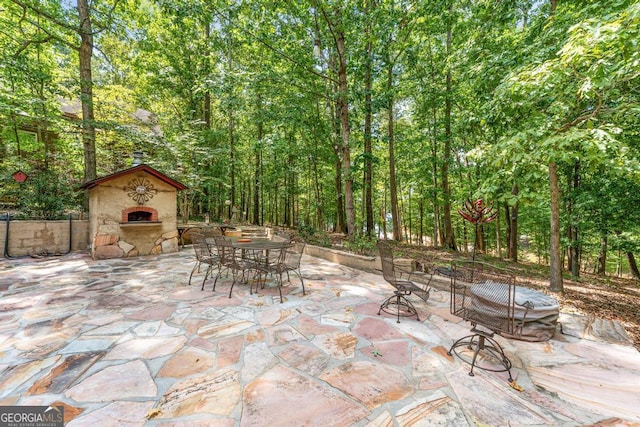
[
  {"xmin": 14, "ymin": 171, "xmax": 80, "ymax": 219},
  {"xmin": 343, "ymin": 235, "xmax": 378, "ymax": 256}
]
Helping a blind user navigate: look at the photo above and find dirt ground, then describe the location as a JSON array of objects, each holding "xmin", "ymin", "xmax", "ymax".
[{"xmin": 534, "ymin": 272, "xmax": 640, "ymax": 351}]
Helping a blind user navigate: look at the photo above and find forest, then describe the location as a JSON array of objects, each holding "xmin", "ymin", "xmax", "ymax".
[{"xmin": 2, "ymin": 0, "xmax": 640, "ymax": 293}]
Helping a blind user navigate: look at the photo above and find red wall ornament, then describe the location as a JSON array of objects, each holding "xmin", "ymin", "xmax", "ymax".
[{"xmin": 12, "ymin": 170, "xmax": 28, "ymax": 183}]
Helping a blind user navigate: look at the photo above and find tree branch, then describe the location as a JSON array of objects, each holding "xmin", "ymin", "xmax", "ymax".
[
  {"xmin": 89, "ymin": 0, "xmax": 122, "ymax": 36},
  {"xmin": 14, "ymin": 34, "xmax": 55, "ymax": 57},
  {"xmin": 209, "ymin": 4, "xmax": 337, "ymax": 85},
  {"xmin": 9, "ymin": 0, "xmax": 79, "ymax": 51},
  {"xmin": 9, "ymin": 0, "xmax": 78, "ymax": 33},
  {"xmin": 558, "ymin": 93, "xmax": 603, "ymax": 132}
]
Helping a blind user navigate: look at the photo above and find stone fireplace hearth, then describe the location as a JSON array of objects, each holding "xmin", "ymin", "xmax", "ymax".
[{"xmin": 81, "ymin": 163, "xmax": 187, "ymax": 259}]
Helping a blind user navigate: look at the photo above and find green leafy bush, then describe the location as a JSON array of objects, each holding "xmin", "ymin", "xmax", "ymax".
[
  {"xmin": 14, "ymin": 171, "xmax": 80, "ymax": 219},
  {"xmin": 297, "ymin": 225, "xmax": 331, "ymax": 248},
  {"xmin": 343, "ymin": 235, "xmax": 378, "ymax": 256}
]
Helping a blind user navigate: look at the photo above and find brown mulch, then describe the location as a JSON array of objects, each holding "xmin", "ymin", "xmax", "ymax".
[{"xmin": 546, "ymin": 274, "xmax": 640, "ymax": 352}]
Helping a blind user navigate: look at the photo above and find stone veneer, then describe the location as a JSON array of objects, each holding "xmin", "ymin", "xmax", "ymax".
[{"xmin": 92, "ymin": 229, "xmax": 179, "ymax": 259}]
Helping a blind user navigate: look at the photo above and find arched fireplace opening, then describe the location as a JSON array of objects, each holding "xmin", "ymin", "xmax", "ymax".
[
  {"xmin": 128, "ymin": 210, "xmax": 152, "ymax": 222},
  {"xmin": 121, "ymin": 206, "xmax": 159, "ymax": 224}
]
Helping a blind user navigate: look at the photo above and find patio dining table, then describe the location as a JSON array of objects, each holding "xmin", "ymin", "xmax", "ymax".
[
  {"xmin": 231, "ymin": 238, "xmax": 290, "ymax": 271},
  {"xmin": 470, "ymin": 281, "xmax": 559, "ymax": 342},
  {"xmin": 231, "ymin": 238, "xmax": 289, "ymax": 251},
  {"xmin": 205, "ymin": 236, "xmax": 290, "ymax": 277},
  {"xmin": 230, "ymin": 238, "xmax": 293, "ymax": 300},
  {"xmin": 204, "ymin": 236, "xmax": 289, "ymax": 252}
]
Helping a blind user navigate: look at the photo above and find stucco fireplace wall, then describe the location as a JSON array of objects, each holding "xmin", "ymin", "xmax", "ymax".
[{"xmin": 82, "ymin": 164, "xmax": 186, "ymax": 260}]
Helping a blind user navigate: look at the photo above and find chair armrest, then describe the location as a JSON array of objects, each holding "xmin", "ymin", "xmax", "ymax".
[
  {"xmin": 395, "ymin": 265, "xmax": 414, "ymax": 280},
  {"xmin": 393, "ymin": 258, "xmax": 415, "ymax": 280}
]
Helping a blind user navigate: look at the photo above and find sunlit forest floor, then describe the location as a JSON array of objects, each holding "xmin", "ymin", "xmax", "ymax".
[{"xmin": 552, "ymin": 274, "xmax": 640, "ymax": 350}]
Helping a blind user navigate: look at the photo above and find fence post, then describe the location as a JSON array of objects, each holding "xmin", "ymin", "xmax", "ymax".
[{"xmin": 3, "ymin": 213, "xmax": 10, "ymax": 259}]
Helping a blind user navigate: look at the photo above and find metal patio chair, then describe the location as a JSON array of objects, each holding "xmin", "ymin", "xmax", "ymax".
[
  {"xmin": 263, "ymin": 242, "xmax": 306, "ymax": 303},
  {"xmin": 377, "ymin": 242, "xmax": 432, "ymax": 323},
  {"xmin": 447, "ymin": 260, "xmax": 520, "ymax": 382},
  {"xmin": 189, "ymin": 232, "xmax": 220, "ymax": 290},
  {"xmin": 213, "ymin": 236, "xmax": 254, "ymax": 298}
]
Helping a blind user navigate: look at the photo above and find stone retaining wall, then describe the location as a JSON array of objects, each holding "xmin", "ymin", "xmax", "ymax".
[
  {"xmin": 304, "ymin": 244, "xmax": 450, "ymax": 290},
  {"xmin": 1, "ymin": 219, "xmax": 89, "ymax": 257},
  {"xmin": 304, "ymin": 245, "xmax": 380, "ymax": 273}
]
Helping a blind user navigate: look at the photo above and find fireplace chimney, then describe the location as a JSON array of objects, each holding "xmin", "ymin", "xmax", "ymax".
[{"xmin": 132, "ymin": 151, "xmax": 144, "ymax": 166}]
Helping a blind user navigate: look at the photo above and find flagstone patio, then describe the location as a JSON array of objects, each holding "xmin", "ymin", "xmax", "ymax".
[{"xmin": 1, "ymin": 248, "xmax": 639, "ymax": 426}]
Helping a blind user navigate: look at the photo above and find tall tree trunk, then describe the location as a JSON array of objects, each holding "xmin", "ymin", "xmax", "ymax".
[
  {"xmin": 335, "ymin": 25, "xmax": 355, "ymax": 237},
  {"xmin": 407, "ymin": 188, "xmax": 413, "ymax": 243},
  {"xmin": 228, "ymin": 114, "xmax": 235, "ymax": 213},
  {"xmin": 504, "ymin": 204, "xmax": 512, "ymax": 259},
  {"xmin": 549, "ymin": 161, "xmax": 564, "ymax": 293},
  {"xmin": 547, "ymin": 0, "xmax": 563, "ymax": 293},
  {"xmin": 382, "ymin": 187, "xmax": 387, "ymax": 238},
  {"xmin": 597, "ymin": 234, "xmax": 607, "ymax": 275},
  {"xmin": 476, "ymin": 224, "xmax": 485, "ymax": 253},
  {"xmin": 432, "ymin": 106, "xmax": 441, "ymax": 247},
  {"xmin": 509, "ymin": 185, "xmax": 519, "ymax": 262},
  {"xmin": 627, "ymin": 252, "xmax": 640, "ymax": 279},
  {"xmin": 568, "ymin": 161, "xmax": 580, "ymax": 276},
  {"xmin": 441, "ymin": 7, "xmax": 456, "ymax": 250},
  {"xmin": 313, "ymin": 100, "xmax": 324, "ymax": 229},
  {"xmin": 387, "ymin": 63, "xmax": 401, "ymax": 242},
  {"xmin": 78, "ymin": 0, "xmax": 96, "ymax": 211},
  {"xmin": 326, "ymin": 46, "xmax": 345, "ymax": 233},
  {"xmin": 285, "ymin": 147, "xmax": 295, "ymax": 227},
  {"xmin": 362, "ymin": 0, "xmax": 375, "ymax": 237},
  {"xmin": 495, "ymin": 208, "xmax": 502, "ymax": 259},
  {"xmin": 419, "ymin": 197, "xmax": 424, "ymax": 245},
  {"xmin": 204, "ymin": 23, "xmax": 211, "ymax": 129},
  {"xmin": 226, "ymin": 21, "xmax": 236, "ymax": 211},
  {"xmin": 334, "ymin": 152, "xmax": 345, "ymax": 232},
  {"xmin": 253, "ymin": 99, "xmax": 262, "ymax": 225},
  {"xmin": 331, "ymin": 79, "xmax": 345, "ymax": 233}
]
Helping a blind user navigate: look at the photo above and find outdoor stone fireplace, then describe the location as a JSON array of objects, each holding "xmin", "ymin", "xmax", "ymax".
[{"xmin": 81, "ymin": 163, "xmax": 187, "ymax": 259}]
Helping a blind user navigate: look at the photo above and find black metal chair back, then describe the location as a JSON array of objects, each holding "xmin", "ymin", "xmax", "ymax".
[
  {"xmin": 189, "ymin": 232, "xmax": 219, "ymax": 290},
  {"xmin": 283, "ymin": 242, "xmax": 305, "ymax": 274},
  {"xmin": 448, "ymin": 260, "xmax": 517, "ymax": 381},
  {"xmin": 378, "ymin": 242, "xmax": 402, "ymax": 286},
  {"xmin": 191, "ymin": 233, "xmax": 211, "ymax": 260},
  {"xmin": 212, "ymin": 236, "xmax": 255, "ymax": 298},
  {"xmin": 376, "ymin": 242, "xmax": 431, "ymax": 323},
  {"xmin": 265, "ymin": 242, "xmax": 306, "ymax": 302}
]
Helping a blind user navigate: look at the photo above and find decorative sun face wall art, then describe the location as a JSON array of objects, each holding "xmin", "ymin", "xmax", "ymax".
[{"xmin": 126, "ymin": 177, "xmax": 158, "ymax": 204}]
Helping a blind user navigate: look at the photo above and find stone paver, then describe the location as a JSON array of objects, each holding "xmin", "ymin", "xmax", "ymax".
[{"xmin": 1, "ymin": 249, "xmax": 640, "ymax": 426}]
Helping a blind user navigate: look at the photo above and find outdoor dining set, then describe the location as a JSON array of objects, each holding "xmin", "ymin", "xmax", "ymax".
[
  {"xmin": 187, "ymin": 228, "xmax": 559, "ymax": 383},
  {"xmin": 375, "ymin": 241, "xmax": 559, "ymax": 382},
  {"xmin": 188, "ymin": 227, "xmax": 305, "ymax": 303}
]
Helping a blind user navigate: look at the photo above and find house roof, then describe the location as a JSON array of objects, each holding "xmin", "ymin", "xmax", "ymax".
[{"xmin": 80, "ymin": 164, "xmax": 187, "ymax": 190}]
